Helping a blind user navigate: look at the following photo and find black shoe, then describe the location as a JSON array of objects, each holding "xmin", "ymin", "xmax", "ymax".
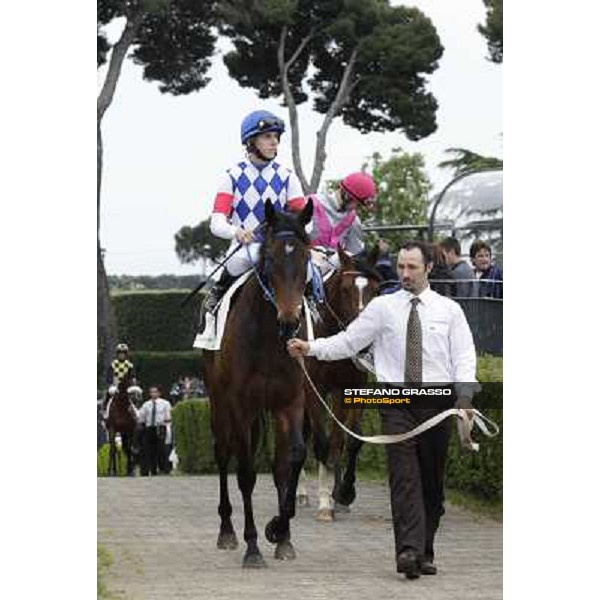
[
  {"xmin": 396, "ymin": 549, "xmax": 421, "ymax": 580},
  {"xmin": 204, "ymin": 272, "xmax": 237, "ymax": 315},
  {"xmin": 420, "ymin": 561, "xmax": 437, "ymax": 575}
]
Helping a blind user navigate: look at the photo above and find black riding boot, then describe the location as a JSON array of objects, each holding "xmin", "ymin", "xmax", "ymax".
[{"xmin": 204, "ymin": 270, "xmax": 237, "ymax": 315}]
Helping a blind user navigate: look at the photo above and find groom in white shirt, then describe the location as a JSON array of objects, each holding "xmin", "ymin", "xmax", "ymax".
[{"xmin": 288, "ymin": 240, "xmax": 477, "ymax": 580}]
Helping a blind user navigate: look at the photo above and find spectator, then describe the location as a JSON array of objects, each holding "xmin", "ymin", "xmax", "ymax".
[
  {"xmin": 428, "ymin": 243, "xmax": 456, "ymax": 298},
  {"xmin": 375, "ymin": 238, "xmax": 399, "ymax": 288},
  {"xmin": 137, "ymin": 386, "xmax": 172, "ymax": 476},
  {"xmin": 439, "ymin": 237, "xmax": 475, "ymax": 297},
  {"xmin": 469, "ymin": 240, "xmax": 503, "ymax": 299}
]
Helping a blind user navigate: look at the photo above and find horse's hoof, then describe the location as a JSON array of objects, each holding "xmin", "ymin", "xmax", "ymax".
[
  {"xmin": 274, "ymin": 540, "xmax": 296, "ymax": 560},
  {"xmin": 334, "ymin": 502, "xmax": 350, "ymax": 513},
  {"xmin": 297, "ymin": 494, "xmax": 310, "ymax": 508},
  {"xmin": 315, "ymin": 508, "xmax": 334, "ymax": 522},
  {"xmin": 243, "ymin": 551, "xmax": 267, "ymax": 569},
  {"xmin": 217, "ymin": 531, "xmax": 239, "ymax": 550},
  {"xmin": 333, "ymin": 484, "xmax": 356, "ymax": 507},
  {"xmin": 264, "ymin": 517, "xmax": 286, "ymax": 544}
]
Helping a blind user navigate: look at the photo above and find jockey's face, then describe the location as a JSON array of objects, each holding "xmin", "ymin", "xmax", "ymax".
[
  {"xmin": 397, "ymin": 248, "xmax": 432, "ymax": 295},
  {"xmin": 253, "ymin": 131, "xmax": 279, "ymax": 160},
  {"xmin": 117, "ymin": 351, "xmax": 126, "ymax": 360},
  {"xmin": 473, "ymin": 248, "xmax": 492, "ymax": 272}
]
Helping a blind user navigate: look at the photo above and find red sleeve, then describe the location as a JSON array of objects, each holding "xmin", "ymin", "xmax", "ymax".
[
  {"xmin": 212, "ymin": 192, "xmax": 234, "ymax": 215},
  {"xmin": 287, "ymin": 196, "xmax": 306, "ymax": 212}
]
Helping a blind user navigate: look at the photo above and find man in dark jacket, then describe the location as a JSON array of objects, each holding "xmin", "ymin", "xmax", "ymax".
[
  {"xmin": 469, "ymin": 240, "xmax": 503, "ymax": 299},
  {"xmin": 440, "ymin": 237, "xmax": 475, "ymax": 297}
]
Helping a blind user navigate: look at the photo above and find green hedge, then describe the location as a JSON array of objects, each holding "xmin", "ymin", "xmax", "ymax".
[
  {"xmin": 171, "ymin": 400, "xmax": 317, "ymax": 475},
  {"xmin": 171, "ymin": 358, "xmax": 502, "ymax": 502},
  {"xmin": 97, "ymin": 443, "xmax": 127, "ymax": 476},
  {"xmin": 97, "ymin": 351, "xmax": 204, "ymax": 394},
  {"xmin": 111, "ymin": 290, "xmax": 204, "ymax": 352}
]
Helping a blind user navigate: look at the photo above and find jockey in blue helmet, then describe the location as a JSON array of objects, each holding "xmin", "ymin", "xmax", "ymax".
[{"xmin": 204, "ymin": 109, "xmax": 306, "ymax": 314}]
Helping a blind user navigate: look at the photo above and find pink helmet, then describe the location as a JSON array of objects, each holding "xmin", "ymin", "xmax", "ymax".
[{"xmin": 341, "ymin": 172, "xmax": 377, "ymax": 207}]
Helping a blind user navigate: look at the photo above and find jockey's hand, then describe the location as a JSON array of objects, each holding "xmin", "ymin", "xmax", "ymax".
[
  {"xmin": 235, "ymin": 228, "xmax": 254, "ymax": 245},
  {"xmin": 287, "ymin": 338, "xmax": 310, "ymax": 358},
  {"xmin": 455, "ymin": 396, "xmax": 474, "ymax": 419}
]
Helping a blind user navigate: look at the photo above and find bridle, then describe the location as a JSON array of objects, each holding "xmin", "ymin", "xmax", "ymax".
[{"xmin": 247, "ymin": 228, "xmax": 309, "ymax": 339}]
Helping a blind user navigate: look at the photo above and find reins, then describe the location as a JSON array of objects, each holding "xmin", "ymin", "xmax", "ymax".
[{"xmin": 296, "ymin": 355, "xmax": 499, "ymax": 450}]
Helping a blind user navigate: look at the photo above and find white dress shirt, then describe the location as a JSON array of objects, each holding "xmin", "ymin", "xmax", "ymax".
[
  {"xmin": 137, "ymin": 398, "xmax": 171, "ymax": 427},
  {"xmin": 308, "ymin": 286, "xmax": 477, "ymax": 384}
]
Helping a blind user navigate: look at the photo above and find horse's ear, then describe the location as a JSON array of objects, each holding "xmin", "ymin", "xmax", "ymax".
[
  {"xmin": 337, "ymin": 243, "xmax": 352, "ymax": 267},
  {"xmin": 367, "ymin": 245, "xmax": 380, "ymax": 267},
  {"xmin": 265, "ymin": 198, "xmax": 276, "ymax": 225},
  {"xmin": 298, "ymin": 197, "xmax": 313, "ymax": 227}
]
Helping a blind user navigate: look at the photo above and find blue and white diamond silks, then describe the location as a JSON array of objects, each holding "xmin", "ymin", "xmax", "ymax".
[{"xmin": 220, "ymin": 160, "xmax": 303, "ymax": 232}]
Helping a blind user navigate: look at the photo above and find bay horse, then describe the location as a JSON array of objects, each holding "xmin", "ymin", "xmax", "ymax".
[
  {"xmin": 202, "ymin": 198, "xmax": 313, "ymax": 568},
  {"xmin": 105, "ymin": 374, "xmax": 138, "ymax": 476},
  {"xmin": 301, "ymin": 247, "xmax": 382, "ymax": 520}
]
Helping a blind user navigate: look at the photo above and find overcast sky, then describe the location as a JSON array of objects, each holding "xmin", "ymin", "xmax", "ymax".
[{"xmin": 99, "ymin": 0, "xmax": 502, "ymax": 275}]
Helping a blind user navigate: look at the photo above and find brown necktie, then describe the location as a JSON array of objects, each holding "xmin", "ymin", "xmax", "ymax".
[{"xmin": 405, "ymin": 297, "xmax": 422, "ymax": 383}]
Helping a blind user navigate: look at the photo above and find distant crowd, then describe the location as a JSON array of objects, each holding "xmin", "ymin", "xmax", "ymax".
[{"xmin": 374, "ymin": 237, "xmax": 502, "ymax": 299}]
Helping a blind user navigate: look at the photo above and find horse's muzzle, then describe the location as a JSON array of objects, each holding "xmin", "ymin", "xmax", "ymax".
[{"xmin": 278, "ymin": 319, "xmax": 301, "ymax": 342}]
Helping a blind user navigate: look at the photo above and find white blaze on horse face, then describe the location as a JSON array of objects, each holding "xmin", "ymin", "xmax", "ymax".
[
  {"xmin": 285, "ymin": 242, "xmax": 295, "ymax": 255},
  {"xmin": 355, "ymin": 276, "xmax": 368, "ymax": 311}
]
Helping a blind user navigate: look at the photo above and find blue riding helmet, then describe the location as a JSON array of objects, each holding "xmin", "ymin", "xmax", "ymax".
[{"xmin": 241, "ymin": 110, "xmax": 285, "ymax": 144}]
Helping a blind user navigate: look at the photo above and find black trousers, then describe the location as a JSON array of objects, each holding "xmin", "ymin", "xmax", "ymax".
[
  {"xmin": 142, "ymin": 426, "xmax": 166, "ymax": 475},
  {"xmin": 380, "ymin": 407, "xmax": 452, "ymax": 563}
]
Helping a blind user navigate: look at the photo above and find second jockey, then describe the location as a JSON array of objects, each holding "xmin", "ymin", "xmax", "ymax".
[
  {"xmin": 204, "ymin": 109, "xmax": 306, "ymax": 314},
  {"xmin": 308, "ymin": 172, "xmax": 377, "ymax": 272}
]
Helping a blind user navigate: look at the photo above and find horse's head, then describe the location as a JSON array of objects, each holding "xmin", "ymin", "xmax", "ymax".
[
  {"xmin": 260, "ymin": 197, "xmax": 313, "ymax": 340},
  {"xmin": 331, "ymin": 245, "xmax": 383, "ymax": 324}
]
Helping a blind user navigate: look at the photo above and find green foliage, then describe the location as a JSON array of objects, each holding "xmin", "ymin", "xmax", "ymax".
[
  {"xmin": 97, "ymin": 0, "xmax": 218, "ymax": 94},
  {"xmin": 364, "ymin": 150, "xmax": 431, "ymax": 249},
  {"xmin": 98, "ymin": 351, "xmax": 204, "ymax": 395},
  {"xmin": 220, "ymin": 0, "xmax": 443, "ymax": 136},
  {"xmin": 108, "ymin": 274, "xmax": 202, "ymax": 291},
  {"xmin": 478, "ymin": 0, "xmax": 503, "ymax": 64},
  {"xmin": 174, "ymin": 219, "xmax": 231, "ymax": 265},
  {"xmin": 111, "ymin": 290, "xmax": 203, "ymax": 352},
  {"xmin": 172, "ymin": 400, "xmax": 309, "ymax": 474},
  {"xmin": 171, "ymin": 400, "xmax": 217, "ymax": 474},
  {"xmin": 97, "ymin": 444, "xmax": 127, "ymax": 476},
  {"xmin": 438, "ymin": 147, "xmax": 503, "ymax": 177}
]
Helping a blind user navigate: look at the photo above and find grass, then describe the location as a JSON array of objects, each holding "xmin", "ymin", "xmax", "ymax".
[
  {"xmin": 97, "ymin": 545, "xmax": 113, "ymax": 599},
  {"xmin": 446, "ymin": 488, "xmax": 503, "ymax": 522}
]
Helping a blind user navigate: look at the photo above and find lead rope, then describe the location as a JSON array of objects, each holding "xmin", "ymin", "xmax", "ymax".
[{"xmin": 296, "ymin": 355, "xmax": 499, "ymax": 449}]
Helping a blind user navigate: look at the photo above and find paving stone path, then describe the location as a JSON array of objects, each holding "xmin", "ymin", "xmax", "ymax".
[{"xmin": 98, "ymin": 475, "xmax": 501, "ymax": 600}]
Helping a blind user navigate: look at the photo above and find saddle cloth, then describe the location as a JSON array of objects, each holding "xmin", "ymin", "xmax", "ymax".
[{"xmin": 193, "ymin": 271, "xmax": 316, "ymax": 351}]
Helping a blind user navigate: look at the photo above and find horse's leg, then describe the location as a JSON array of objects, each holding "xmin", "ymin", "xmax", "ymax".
[
  {"xmin": 316, "ymin": 462, "xmax": 335, "ymax": 521},
  {"xmin": 108, "ymin": 430, "xmax": 116, "ymax": 477},
  {"xmin": 333, "ymin": 409, "xmax": 364, "ymax": 508},
  {"xmin": 266, "ymin": 403, "xmax": 306, "ymax": 560},
  {"xmin": 215, "ymin": 436, "xmax": 238, "ymax": 550},
  {"xmin": 122, "ymin": 431, "xmax": 134, "ymax": 476},
  {"xmin": 296, "ymin": 469, "xmax": 309, "ymax": 506},
  {"xmin": 236, "ymin": 425, "xmax": 265, "ymax": 568}
]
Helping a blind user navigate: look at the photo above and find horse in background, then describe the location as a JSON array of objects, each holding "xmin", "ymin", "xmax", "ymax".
[
  {"xmin": 202, "ymin": 198, "xmax": 314, "ymax": 568},
  {"xmin": 300, "ymin": 246, "xmax": 382, "ymax": 521},
  {"xmin": 105, "ymin": 374, "xmax": 138, "ymax": 476}
]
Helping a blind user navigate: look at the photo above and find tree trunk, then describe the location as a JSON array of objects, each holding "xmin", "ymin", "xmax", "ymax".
[
  {"xmin": 97, "ymin": 10, "xmax": 143, "ymax": 377},
  {"xmin": 307, "ymin": 50, "xmax": 358, "ymax": 194},
  {"xmin": 98, "ymin": 123, "xmax": 118, "ymax": 377}
]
